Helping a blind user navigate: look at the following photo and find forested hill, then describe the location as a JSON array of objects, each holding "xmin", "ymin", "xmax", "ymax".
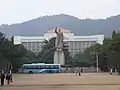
[{"xmin": 0, "ymin": 14, "xmax": 120, "ymax": 37}]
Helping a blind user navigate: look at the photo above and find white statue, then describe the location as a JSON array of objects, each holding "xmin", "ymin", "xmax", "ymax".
[
  {"xmin": 54, "ymin": 27, "xmax": 65, "ymax": 65},
  {"xmin": 55, "ymin": 27, "xmax": 64, "ymax": 51}
]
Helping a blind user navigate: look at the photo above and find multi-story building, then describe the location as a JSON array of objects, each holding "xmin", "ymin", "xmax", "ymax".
[{"xmin": 13, "ymin": 28, "xmax": 104, "ymax": 55}]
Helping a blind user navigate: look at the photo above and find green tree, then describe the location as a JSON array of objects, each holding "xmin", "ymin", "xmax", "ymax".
[
  {"xmin": 80, "ymin": 31, "xmax": 120, "ymax": 71},
  {"xmin": 73, "ymin": 51, "xmax": 92, "ymax": 67},
  {"xmin": 37, "ymin": 37, "xmax": 72, "ymax": 65},
  {"xmin": 37, "ymin": 37, "xmax": 56, "ymax": 63},
  {"xmin": 0, "ymin": 32, "xmax": 36, "ymax": 72},
  {"xmin": 106, "ymin": 31, "xmax": 120, "ymax": 67}
]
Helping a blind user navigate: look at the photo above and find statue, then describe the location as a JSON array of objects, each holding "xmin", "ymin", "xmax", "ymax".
[
  {"xmin": 54, "ymin": 27, "xmax": 65, "ymax": 65},
  {"xmin": 55, "ymin": 27, "xmax": 64, "ymax": 51}
]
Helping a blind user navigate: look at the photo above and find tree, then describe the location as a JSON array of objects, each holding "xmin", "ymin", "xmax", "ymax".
[
  {"xmin": 73, "ymin": 51, "xmax": 92, "ymax": 67},
  {"xmin": 79, "ymin": 31, "xmax": 120, "ymax": 72},
  {"xmin": 0, "ymin": 32, "xmax": 36, "ymax": 72},
  {"xmin": 37, "ymin": 37, "xmax": 72, "ymax": 64},
  {"xmin": 106, "ymin": 31, "xmax": 120, "ymax": 68},
  {"xmin": 73, "ymin": 42, "xmax": 109, "ymax": 70},
  {"xmin": 37, "ymin": 37, "xmax": 56, "ymax": 63}
]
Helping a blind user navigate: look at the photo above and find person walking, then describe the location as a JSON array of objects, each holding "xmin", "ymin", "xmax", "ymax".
[
  {"xmin": 78, "ymin": 69, "xmax": 81, "ymax": 76},
  {"xmin": 81, "ymin": 68, "xmax": 83, "ymax": 73},
  {"xmin": 0, "ymin": 70, "xmax": 5, "ymax": 86},
  {"xmin": 6, "ymin": 71, "xmax": 11, "ymax": 84},
  {"xmin": 110, "ymin": 68, "xmax": 113, "ymax": 75},
  {"xmin": 75, "ymin": 68, "xmax": 78, "ymax": 76},
  {"xmin": 9, "ymin": 70, "xmax": 12, "ymax": 83}
]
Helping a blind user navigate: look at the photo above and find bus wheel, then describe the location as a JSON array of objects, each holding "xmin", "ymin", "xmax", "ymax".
[{"xmin": 29, "ymin": 71, "xmax": 33, "ymax": 74}]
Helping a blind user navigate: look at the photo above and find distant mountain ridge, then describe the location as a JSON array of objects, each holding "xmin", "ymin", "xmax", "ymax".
[{"xmin": 0, "ymin": 14, "xmax": 120, "ymax": 37}]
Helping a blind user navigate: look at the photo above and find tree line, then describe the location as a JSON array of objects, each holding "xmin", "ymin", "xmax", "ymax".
[
  {"xmin": 0, "ymin": 32, "xmax": 36, "ymax": 72},
  {"xmin": 74, "ymin": 31, "xmax": 120, "ymax": 72},
  {"xmin": 0, "ymin": 31, "xmax": 120, "ymax": 72},
  {"xmin": 36, "ymin": 31, "xmax": 120, "ymax": 72}
]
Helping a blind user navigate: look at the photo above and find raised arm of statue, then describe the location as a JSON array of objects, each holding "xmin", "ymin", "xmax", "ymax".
[{"xmin": 55, "ymin": 27, "xmax": 58, "ymax": 34}]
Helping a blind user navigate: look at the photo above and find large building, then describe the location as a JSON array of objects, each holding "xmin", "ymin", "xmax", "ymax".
[{"xmin": 13, "ymin": 28, "xmax": 104, "ymax": 55}]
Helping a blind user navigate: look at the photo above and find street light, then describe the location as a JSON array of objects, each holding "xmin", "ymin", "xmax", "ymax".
[{"xmin": 90, "ymin": 52, "xmax": 99, "ymax": 72}]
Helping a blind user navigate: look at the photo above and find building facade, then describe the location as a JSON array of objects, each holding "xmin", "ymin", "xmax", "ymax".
[{"xmin": 13, "ymin": 28, "xmax": 104, "ymax": 55}]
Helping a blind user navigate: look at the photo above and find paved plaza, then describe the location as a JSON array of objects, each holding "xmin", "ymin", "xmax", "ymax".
[{"xmin": 0, "ymin": 73, "xmax": 120, "ymax": 90}]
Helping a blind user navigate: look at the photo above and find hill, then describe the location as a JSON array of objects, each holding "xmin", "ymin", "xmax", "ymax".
[{"xmin": 0, "ymin": 14, "xmax": 120, "ymax": 37}]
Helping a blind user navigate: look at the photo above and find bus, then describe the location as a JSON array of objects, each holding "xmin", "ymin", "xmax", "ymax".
[{"xmin": 18, "ymin": 63, "xmax": 61, "ymax": 74}]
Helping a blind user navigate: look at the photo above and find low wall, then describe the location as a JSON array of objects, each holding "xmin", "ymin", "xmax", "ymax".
[{"xmin": 61, "ymin": 67, "xmax": 101, "ymax": 73}]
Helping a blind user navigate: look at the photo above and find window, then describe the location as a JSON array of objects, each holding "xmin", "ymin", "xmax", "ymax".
[
  {"xmin": 23, "ymin": 65, "xmax": 60, "ymax": 69},
  {"xmin": 53, "ymin": 65, "xmax": 59, "ymax": 69},
  {"xmin": 33, "ymin": 65, "xmax": 39, "ymax": 69},
  {"xmin": 45, "ymin": 65, "xmax": 49, "ymax": 69},
  {"xmin": 39, "ymin": 65, "xmax": 42, "ymax": 69},
  {"xmin": 24, "ymin": 66, "xmax": 33, "ymax": 69},
  {"xmin": 41, "ymin": 65, "xmax": 45, "ymax": 69},
  {"xmin": 50, "ymin": 65, "xmax": 54, "ymax": 69}
]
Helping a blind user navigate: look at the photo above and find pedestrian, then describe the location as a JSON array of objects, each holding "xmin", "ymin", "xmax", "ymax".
[
  {"xmin": 110, "ymin": 68, "xmax": 113, "ymax": 75},
  {"xmin": 9, "ymin": 70, "xmax": 13, "ymax": 83},
  {"xmin": 0, "ymin": 70, "xmax": 5, "ymax": 86},
  {"xmin": 75, "ymin": 68, "xmax": 78, "ymax": 76},
  {"xmin": 115, "ymin": 68, "xmax": 117, "ymax": 75},
  {"xmin": 6, "ymin": 71, "xmax": 11, "ymax": 84},
  {"xmin": 78, "ymin": 69, "xmax": 81, "ymax": 76},
  {"xmin": 81, "ymin": 68, "xmax": 83, "ymax": 73}
]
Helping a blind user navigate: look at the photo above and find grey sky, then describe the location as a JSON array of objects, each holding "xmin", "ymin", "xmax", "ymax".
[{"xmin": 0, "ymin": 0, "xmax": 120, "ymax": 25}]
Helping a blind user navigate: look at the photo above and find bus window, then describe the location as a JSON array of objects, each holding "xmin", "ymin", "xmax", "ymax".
[
  {"xmin": 48, "ymin": 65, "xmax": 51, "ymax": 69},
  {"xmin": 43, "ymin": 65, "xmax": 46, "ymax": 69},
  {"xmin": 24, "ymin": 66, "xmax": 28, "ymax": 69},
  {"xmin": 41, "ymin": 65, "xmax": 45, "ymax": 69},
  {"xmin": 22, "ymin": 66, "xmax": 26, "ymax": 69},
  {"xmin": 49, "ymin": 65, "xmax": 53, "ymax": 69},
  {"xmin": 28, "ymin": 66, "xmax": 33, "ymax": 69},
  {"xmin": 50, "ymin": 65, "xmax": 54, "ymax": 69},
  {"xmin": 46, "ymin": 65, "xmax": 49, "ymax": 69},
  {"xmin": 36, "ymin": 66, "xmax": 39, "ymax": 69},
  {"xmin": 34, "ymin": 65, "xmax": 39, "ymax": 69},
  {"xmin": 54, "ymin": 65, "xmax": 59, "ymax": 69},
  {"xmin": 32, "ymin": 66, "xmax": 35, "ymax": 69},
  {"xmin": 53, "ymin": 65, "xmax": 57, "ymax": 69},
  {"xmin": 37, "ymin": 65, "xmax": 41, "ymax": 69},
  {"xmin": 40, "ymin": 65, "xmax": 43, "ymax": 69}
]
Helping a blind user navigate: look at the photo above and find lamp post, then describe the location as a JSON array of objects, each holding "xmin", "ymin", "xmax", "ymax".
[
  {"xmin": 96, "ymin": 53, "xmax": 99, "ymax": 72},
  {"xmin": 0, "ymin": 34, "xmax": 6, "ymax": 44},
  {"xmin": 90, "ymin": 52, "xmax": 99, "ymax": 72}
]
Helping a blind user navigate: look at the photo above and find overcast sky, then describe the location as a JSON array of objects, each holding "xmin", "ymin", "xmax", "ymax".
[{"xmin": 0, "ymin": 0, "xmax": 120, "ymax": 25}]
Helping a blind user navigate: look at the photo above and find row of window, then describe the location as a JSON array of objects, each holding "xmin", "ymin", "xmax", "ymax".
[
  {"xmin": 21, "ymin": 41, "xmax": 96, "ymax": 54},
  {"xmin": 70, "ymin": 41, "xmax": 96, "ymax": 46},
  {"xmin": 22, "ymin": 65, "xmax": 60, "ymax": 69}
]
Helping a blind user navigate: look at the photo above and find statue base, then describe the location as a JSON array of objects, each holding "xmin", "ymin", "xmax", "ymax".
[{"xmin": 54, "ymin": 50, "xmax": 65, "ymax": 65}]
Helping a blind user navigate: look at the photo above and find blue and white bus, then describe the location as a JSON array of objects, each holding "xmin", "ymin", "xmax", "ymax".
[{"xmin": 18, "ymin": 63, "xmax": 61, "ymax": 74}]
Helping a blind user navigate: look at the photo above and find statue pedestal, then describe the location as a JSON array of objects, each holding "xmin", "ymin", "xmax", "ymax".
[{"xmin": 54, "ymin": 50, "xmax": 65, "ymax": 65}]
